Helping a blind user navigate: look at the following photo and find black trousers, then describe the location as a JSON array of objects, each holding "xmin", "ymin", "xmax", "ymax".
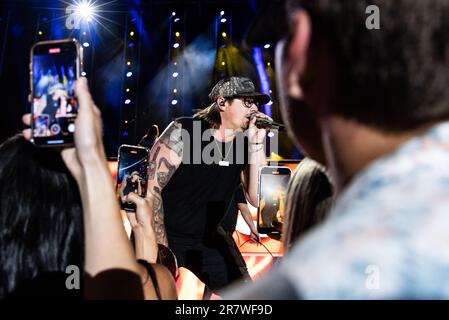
[{"xmin": 168, "ymin": 232, "xmax": 251, "ymax": 294}]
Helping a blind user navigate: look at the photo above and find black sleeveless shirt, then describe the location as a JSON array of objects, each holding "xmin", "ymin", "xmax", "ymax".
[{"xmin": 162, "ymin": 117, "xmax": 248, "ymax": 241}]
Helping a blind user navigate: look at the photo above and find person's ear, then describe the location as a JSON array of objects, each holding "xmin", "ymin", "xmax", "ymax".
[
  {"xmin": 217, "ymin": 97, "xmax": 226, "ymax": 110},
  {"xmin": 285, "ymin": 9, "xmax": 312, "ymax": 100}
]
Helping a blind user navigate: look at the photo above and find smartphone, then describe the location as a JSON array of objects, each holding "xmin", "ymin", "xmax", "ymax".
[
  {"xmin": 30, "ymin": 39, "xmax": 83, "ymax": 146},
  {"xmin": 116, "ymin": 145, "xmax": 149, "ymax": 212},
  {"xmin": 257, "ymin": 166, "xmax": 292, "ymax": 236}
]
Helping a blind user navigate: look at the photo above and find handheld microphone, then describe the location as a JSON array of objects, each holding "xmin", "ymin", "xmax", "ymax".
[{"xmin": 250, "ymin": 113, "xmax": 285, "ymax": 131}]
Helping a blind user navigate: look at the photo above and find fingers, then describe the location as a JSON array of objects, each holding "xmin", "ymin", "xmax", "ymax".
[
  {"xmin": 22, "ymin": 129, "xmax": 32, "ymax": 140},
  {"xmin": 125, "ymin": 192, "xmax": 145, "ymax": 206},
  {"xmin": 126, "ymin": 211, "xmax": 138, "ymax": 228},
  {"xmin": 22, "ymin": 114, "xmax": 31, "ymax": 126}
]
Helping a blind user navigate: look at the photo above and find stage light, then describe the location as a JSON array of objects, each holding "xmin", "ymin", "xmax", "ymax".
[
  {"xmin": 174, "ymin": 62, "xmax": 177, "ymax": 66},
  {"xmin": 130, "ymin": 31, "xmax": 134, "ymax": 37},
  {"xmin": 222, "ymin": 32, "xmax": 227, "ymax": 38},
  {"xmin": 172, "ymin": 12, "xmax": 176, "ymax": 16},
  {"xmin": 267, "ymin": 101, "xmax": 273, "ymax": 105},
  {"xmin": 83, "ymin": 42, "xmax": 90, "ymax": 47},
  {"xmin": 267, "ymin": 131, "xmax": 275, "ymax": 138},
  {"xmin": 126, "ymin": 88, "xmax": 130, "ymax": 92},
  {"xmin": 126, "ymin": 72, "xmax": 133, "ymax": 77},
  {"xmin": 264, "ymin": 44, "xmax": 271, "ymax": 49},
  {"xmin": 173, "ymin": 43, "xmax": 180, "ymax": 48},
  {"xmin": 82, "ymin": 32, "xmax": 86, "ymax": 35},
  {"xmin": 129, "ymin": 43, "xmax": 134, "ymax": 48},
  {"xmin": 75, "ymin": 1, "xmax": 96, "ymax": 22},
  {"xmin": 124, "ymin": 120, "xmax": 128, "ymax": 124},
  {"xmin": 125, "ymin": 99, "xmax": 131, "ymax": 105},
  {"xmin": 127, "ymin": 61, "xmax": 131, "ymax": 66},
  {"xmin": 171, "ymin": 99, "xmax": 178, "ymax": 105},
  {"xmin": 220, "ymin": 11, "xmax": 225, "ymax": 16},
  {"xmin": 81, "ymin": 71, "xmax": 87, "ymax": 76},
  {"xmin": 174, "ymin": 18, "xmax": 180, "ymax": 23},
  {"xmin": 38, "ymin": 31, "xmax": 43, "ymax": 35},
  {"xmin": 173, "ymin": 88, "xmax": 177, "ymax": 93},
  {"xmin": 221, "ymin": 61, "xmax": 225, "ymax": 66},
  {"xmin": 172, "ymin": 72, "xmax": 179, "ymax": 78},
  {"xmin": 175, "ymin": 32, "xmax": 180, "ymax": 37},
  {"xmin": 220, "ymin": 18, "xmax": 227, "ymax": 23},
  {"xmin": 269, "ymin": 89, "xmax": 272, "ymax": 94},
  {"xmin": 267, "ymin": 62, "xmax": 271, "ymax": 67}
]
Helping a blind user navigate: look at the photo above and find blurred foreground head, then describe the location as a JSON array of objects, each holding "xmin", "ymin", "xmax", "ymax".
[{"xmin": 0, "ymin": 135, "xmax": 83, "ymax": 298}]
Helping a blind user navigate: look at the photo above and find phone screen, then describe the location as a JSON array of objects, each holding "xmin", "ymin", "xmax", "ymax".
[
  {"xmin": 257, "ymin": 166, "xmax": 291, "ymax": 235},
  {"xmin": 117, "ymin": 145, "xmax": 149, "ymax": 212},
  {"xmin": 31, "ymin": 40, "xmax": 80, "ymax": 146}
]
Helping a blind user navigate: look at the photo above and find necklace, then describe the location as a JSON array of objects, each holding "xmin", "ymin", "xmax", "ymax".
[{"xmin": 213, "ymin": 137, "xmax": 233, "ymax": 166}]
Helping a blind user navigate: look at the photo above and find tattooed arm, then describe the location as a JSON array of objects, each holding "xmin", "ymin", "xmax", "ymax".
[{"xmin": 147, "ymin": 121, "xmax": 183, "ymax": 246}]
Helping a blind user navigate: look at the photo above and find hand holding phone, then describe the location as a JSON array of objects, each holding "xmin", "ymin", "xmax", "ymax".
[
  {"xmin": 117, "ymin": 145, "xmax": 149, "ymax": 212},
  {"xmin": 257, "ymin": 166, "xmax": 291, "ymax": 238}
]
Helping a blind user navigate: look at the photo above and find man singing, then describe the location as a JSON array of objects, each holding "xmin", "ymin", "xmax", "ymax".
[{"xmin": 147, "ymin": 77, "xmax": 271, "ymax": 295}]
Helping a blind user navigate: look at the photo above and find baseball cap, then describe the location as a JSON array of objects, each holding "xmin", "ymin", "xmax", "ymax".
[{"xmin": 208, "ymin": 77, "xmax": 271, "ymax": 105}]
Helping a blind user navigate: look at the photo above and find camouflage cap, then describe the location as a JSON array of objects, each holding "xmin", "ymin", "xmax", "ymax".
[{"xmin": 208, "ymin": 77, "xmax": 271, "ymax": 105}]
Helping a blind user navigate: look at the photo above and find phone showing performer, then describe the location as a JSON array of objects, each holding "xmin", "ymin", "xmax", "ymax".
[
  {"xmin": 116, "ymin": 145, "xmax": 149, "ymax": 212},
  {"xmin": 257, "ymin": 166, "xmax": 292, "ymax": 236},
  {"xmin": 30, "ymin": 39, "xmax": 82, "ymax": 146}
]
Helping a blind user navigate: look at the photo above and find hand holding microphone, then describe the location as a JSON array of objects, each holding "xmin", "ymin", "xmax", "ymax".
[{"xmin": 249, "ymin": 112, "xmax": 285, "ymax": 131}]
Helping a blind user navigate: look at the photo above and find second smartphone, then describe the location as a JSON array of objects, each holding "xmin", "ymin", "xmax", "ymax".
[{"xmin": 117, "ymin": 145, "xmax": 149, "ymax": 212}]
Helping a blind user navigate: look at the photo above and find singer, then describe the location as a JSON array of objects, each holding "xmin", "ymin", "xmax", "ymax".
[{"xmin": 146, "ymin": 77, "xmax": 271, "ymax": 297}]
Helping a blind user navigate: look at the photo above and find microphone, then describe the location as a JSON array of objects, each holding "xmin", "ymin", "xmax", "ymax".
[{"xmin": 249, "ymin": 113, "xmax": 285, "ymax": 131}]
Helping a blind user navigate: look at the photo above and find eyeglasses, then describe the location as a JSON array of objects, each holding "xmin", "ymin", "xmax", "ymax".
[{"xmin": 239, "ymin": 97, "xmax": 260, "ymax": 108}]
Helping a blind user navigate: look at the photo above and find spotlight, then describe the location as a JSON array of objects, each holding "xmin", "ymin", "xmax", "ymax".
[
  {"xmin": 173, "ymin": 88, "xmax": 177, "ymax": 93},
  {"xmin": 82, "ymin": 32, "xmax": 86, "ymax": 35},
  {"xmin": 267, "ymin": 62, "xmax": 271, "ymax": 67},
  {"xmin": 172, "ymin": 12, "xmax": 176, "ymax": 16},
  {"xmin": 81, "ymin": 71, "xmax": 87, "ymax": 76},
  {"xmin": 267, "ymin": 131, "xmax": 275, "ymax": 138},
  {"xmin": 173, "ymin": 43, "xmax": 180, "ymax": 48},
  {"xmin": 171, "ymin": 99, "xmax": 178, "ymax": 105},
  {"xmin": 220, "ymin": 10, "xmax": 225, "ymax": 16},
  {"xmin": 269, "ymin": 89, "xmax": 273, "ymax": 94},
  {"xmin": 38, "ymin": 31, "xmax": 43, "ymax": 35},
  {"xmin": 174, "ymin": 18, "xmax": 180, "ymax": 23},
  {"xmin": 129, "ymin": 43, "xmax": 134, "ymax": 48},
  {"xmin": 125, "ymin": 99, "xmax": 131, "ymax": 105},
  {"xmin": 125, "ymin": 120, "xmax": 128, "ymax": 124},
  {"xmin": 172, "ymin": 72, "xmax": 179, "ymax": 78},
  {"xmin": 174, "ymin": 62, "xmax": 178, "ymax": 66},
  {"xmin": 75, "ymin": 1, "xmax": 96, "ymax": 22},
  {"xmin": 127, "ymin": 61, "xmax": 132, "ymax": 66},
  {"xmin": 222, "ymin": 32, "xmax": 227, "ymax": 38},
  {"xmin": 130, "ymin": 31, "xmax": 135, "ymax": 37},
  {"xmin": 267, "ymin": 101, "xmax": 273, "ymax": 105},
  {"xmin": 220, "ymin": 18, "xmax": 227, "ymax": 23},
  {"xmin": 125, "ymin": 88, "xmax": 130, "ymax": 92},
  {"xmin": 221, "ymin": 61, "xmax": 225, "ymax": 66},
  {"xmin": 175, "ymin": 32, "xmax": 180, "ymax": 37},
  {"xmin": 126, "ymin": 72, "xmax": 133, "ymax": 77},
  {"xmin": 83, "ymin": 42, "xmax": 90, "ymax": 47},
  {"xmin": 264, "ymin": 44, "xmax": 271, "ymax": 49}
]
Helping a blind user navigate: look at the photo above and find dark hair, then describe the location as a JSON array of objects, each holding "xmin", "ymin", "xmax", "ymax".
[
  {"xmin": 0, "ymin": 135, "xmax": 84, "ymax": 298},
  {"xmin": 282, "ymin": 158, "xmax": 333, "ymax": 252},
  {"xmin": 194, "ymin": 103, "xmax": 222, "ymax": 129},
  {"xmin": 287, "ymin": 0, "xmax": 449, "ymax": 132}
]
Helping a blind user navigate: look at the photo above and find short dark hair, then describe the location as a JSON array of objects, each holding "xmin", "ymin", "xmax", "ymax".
[
  {"xmin": 287, "ymin": 0, "xmax": 449, "ymax": 132},
  {"xmin": 0, "ymin": 135, "xmax": 84, "ymax": 298}
]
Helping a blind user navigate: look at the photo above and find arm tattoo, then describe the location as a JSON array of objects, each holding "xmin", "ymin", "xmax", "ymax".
[
  {"xmin": 157, "ymin": 157, "xmax": 176, "ymax": 189},
  {"xmin": 151, "ymin": 186, "xmax": 168, "ymax": 246},
  {"xmin": 159, "ymin": 121, "xmax": 183, "ymax": 157},
  {"xmin": 148, "ymin": 146, "xmax": 161, "ymax": 181}
]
